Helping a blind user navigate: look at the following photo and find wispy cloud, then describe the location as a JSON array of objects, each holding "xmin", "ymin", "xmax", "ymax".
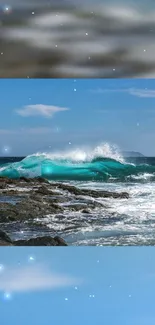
[
  {"xmin": 0, "ymin": 264, "xmax": 81, "ymax": 293},
  {"xmin": 16, "ymin": 104, "xmax": 69, "ymax": 118},
  {"xmin": 90, "ymin": 88, "xmax": 155, "ymax": 98},
  {"xmin": 0, "ymin": 127, "xmax": 60, "ymax": 135}
]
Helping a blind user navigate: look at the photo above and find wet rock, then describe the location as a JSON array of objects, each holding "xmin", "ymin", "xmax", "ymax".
[
  {"xmin": 14, "ymin": 235, "xmax": 68, "ymax": 246},
  {"xmin": 35, "ymin": 177, "xmax": 50, "ymax": 184},
  {"xmin": 54, "ymin": 182, "xmax": 129, "ymax": 199},
  {"xmin": 0, "ymin": 182, "xmax": 7, "ymax": 189},
  {"xmin": 0, "ymin": 229, "xmax": 67, "ymax": 246},
  {"xmin": 14, "ymin": 198, "xmax": 63, "ymax": 219},
  {"xmin": 0, "ymin": 229, "xmax": 13, "ymax": 245},
  {"xmin": 19, "ymin": 176, "xmax": 31, "ymax": 183},
  {"xmin": 66, "ymin": 204, "xmax": 87, "ymax": 211},
  {"xmin": 0, "ymin": 177, "xmax": 18, "ymax": 185},
  {"xmin": 82, "ymin": 209, "xmax": 90, "ymax": 214},
  {"xmin": 0, "ymin": 203, "xmax": 20, "ymax": 222},
  {"xmin": 35, "ymin": 185, "xmax": 53, "ymax": 195},
  {"xmin": 55, "ymin": 183, "xmax": 82, "ymax": 195}
]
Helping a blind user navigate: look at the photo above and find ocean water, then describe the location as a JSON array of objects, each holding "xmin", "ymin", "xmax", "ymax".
[{"xmin": 1, "ymin": 146, "xmax": 155, "ymax": 245}]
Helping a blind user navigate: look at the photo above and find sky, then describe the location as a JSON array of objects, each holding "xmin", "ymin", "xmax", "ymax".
[
  {"xmin": 0, "ymin": 247, "xmax": 155, "ymax": 325},
  {"xmin": 1, "ymin": 78, "xmax": 155, "ymax": 156}
]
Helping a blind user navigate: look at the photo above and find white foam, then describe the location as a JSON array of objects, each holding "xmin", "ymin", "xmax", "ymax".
[{"xmin": 27, "ymin": 143, "xmax": 124, "ymax": 164}]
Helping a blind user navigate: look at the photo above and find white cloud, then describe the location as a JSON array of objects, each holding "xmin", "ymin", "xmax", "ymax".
[
  {"xmin": 129, "ymin": 89, "xmax": 155, "ymax": 98},
  {"xmin": 0, "ymin": 264, "xmax": 81, "ymax": 293},
  {"xmin": 16, "ymin": 104, "xmax": 69, "ymax": 118},
  {"xmin": 90, "ymin": 88, "xmax": 155, "ymax": 98}
]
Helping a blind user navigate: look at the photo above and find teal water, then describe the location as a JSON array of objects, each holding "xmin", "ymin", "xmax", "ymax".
[{"xmin": 0, "ymin": 154, "xmax": 155, "ymax": 182}]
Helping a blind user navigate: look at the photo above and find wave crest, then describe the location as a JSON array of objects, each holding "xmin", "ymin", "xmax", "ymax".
[{"xmin": 0, "ymin": 144, "xmax": 154, "ymax": 182}]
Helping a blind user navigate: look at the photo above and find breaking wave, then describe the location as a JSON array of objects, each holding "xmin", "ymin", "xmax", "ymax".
[{"xmin": 0, "ymin": 144, "xmax": 154, "ymax": 182}]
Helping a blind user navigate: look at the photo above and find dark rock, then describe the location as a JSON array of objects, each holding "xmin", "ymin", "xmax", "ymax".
[
  {"xmin": 14, "ymin": 236, "xmax": 68, "ymax": 246},
  {"xmin": 36, "ymin": 185, "xmax": 51, "ymax": 195},
  {"xmin": 82, "ymin": 209, "xmax": 90, "ymax": 214},
  {"xmin": 0, "ymin": 182, "xmax": 7, "ymax": 189},
  {"xmin": 0, "ymin": 229, "xmax": 13, "ymax": 245},
  {"xmin": 0, "ymin": 207, "xmax": 19, "ymax": 222},
  {"xmin": 67, "ymin": 204, "xmax": 87, "ymax": 211},
  {"xmin": 19, "ymin": 176, "xmax": 31, "ymax": 183},
  {"xmin": 0, "ymin": 228, "xmax": 67, "ymax": 246},
  {"xmin": 54, "ymin": 183, "xmax": 129, "ymax": 199},
  {"xmin": 35, "ymin": 177, "xmax": 49, "ymax": 184},
  {"xmin": 55, "ymin": 183, "xmax": 82, "ymax": 195},
  {"xmin": 0, "ymin": 177, "xmax": 18, "ymax": 185},
  {"xmin": 14, "ymin": 198, "xmax": 62, "ymax": 219}
]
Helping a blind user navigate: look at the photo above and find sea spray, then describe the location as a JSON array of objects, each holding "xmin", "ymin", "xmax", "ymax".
[{"xmin": 0, "ymin": 143, "xmax": 155, "ymax": 181}]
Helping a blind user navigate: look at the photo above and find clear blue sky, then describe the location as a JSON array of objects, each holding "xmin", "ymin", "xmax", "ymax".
[
  {"xmin": 1, "ymin": 79, "xmax": 155, "ymax": 156},
  {"xmin": 0, "ymin": 247, "xmax": 155, "ymax": 325}
]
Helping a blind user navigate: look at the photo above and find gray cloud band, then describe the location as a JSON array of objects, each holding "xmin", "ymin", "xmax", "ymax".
[{"xmin": 0, "ymin": 2, "xmax": 154, "ymax": 77}]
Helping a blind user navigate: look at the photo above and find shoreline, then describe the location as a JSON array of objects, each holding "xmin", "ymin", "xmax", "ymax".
[{"xmin": 0, "ymin": 176, "xmax": 129, "ymax": 246}]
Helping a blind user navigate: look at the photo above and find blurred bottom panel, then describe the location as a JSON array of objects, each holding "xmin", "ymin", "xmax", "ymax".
[{"xmin": 0, "ymin": 247, "xmax": 155, "ymax": 325}]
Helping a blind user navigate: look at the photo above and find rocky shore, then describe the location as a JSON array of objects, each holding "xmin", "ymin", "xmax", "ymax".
[
  {"xmin": 0, "ymin": 176, "xmax": 129, "ymax": 245},
  {"xmin": 0, "ymin": 229, "xmax": 67, "ymax": 246}
]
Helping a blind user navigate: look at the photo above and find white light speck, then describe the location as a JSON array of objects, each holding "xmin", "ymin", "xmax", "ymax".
[
  {"xmin": 69, "ymin": 142, "xmax": 71, "ymax": 145},
  {"xmin": 129, "ymin": 294, "xmax": 132, "ymax": 298},
  {"xmin": 0, "ymin": 264, "xmax": 4, "ymax": 272},
  {"xmin": 74, "ymin": 286, "xmax": 78, "ymax": 290},
  {"xmin": 4, "ymin": 292, "xmax": 12, "ymax": 300},
  {"xmin": 113, "ymin": 68, "xmax": 115, "ymax": 71},
  {"xmin": 55, "ymin": 45, "xmax": 58, "ymax": 47},
  {"xmin": 97, "ymin": 260, "xmax": 99, "ymax": 263},
  {"xmin": 3, "ymin": 5, "xmax": 12, "ymax": 14},
  {"xmin": 143, "ymin": 49, "xmax": 146, "ymax": 52},
  {"xmin": 1, "ymin": 52, "xmax": 3, "ymax": 55},
  {"xmin": 65, "ymin": 298, "xmax": 68, "ymax": 301},
  {"xmin": 2, "ymin": 146, "xmax": 11, "ymax": 154},
  {"xmin": 74, "ymin": 88, "xmax": 76, "ymax": 92},
  {"xmin": 32, "ymin": 12, "xmax": 35, "ymax": 15},
  {"xmin": 85, "ymin": 32, "xmax": 88, "ymax": 36},
  {"xmin": 28, "ymin": 255, "xmax": 35, "ymax": 262}
]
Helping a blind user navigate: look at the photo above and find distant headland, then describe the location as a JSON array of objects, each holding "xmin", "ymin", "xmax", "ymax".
[{"xmin": 121, "ymin": 151, "xmax": 145, "ymax": 157}]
